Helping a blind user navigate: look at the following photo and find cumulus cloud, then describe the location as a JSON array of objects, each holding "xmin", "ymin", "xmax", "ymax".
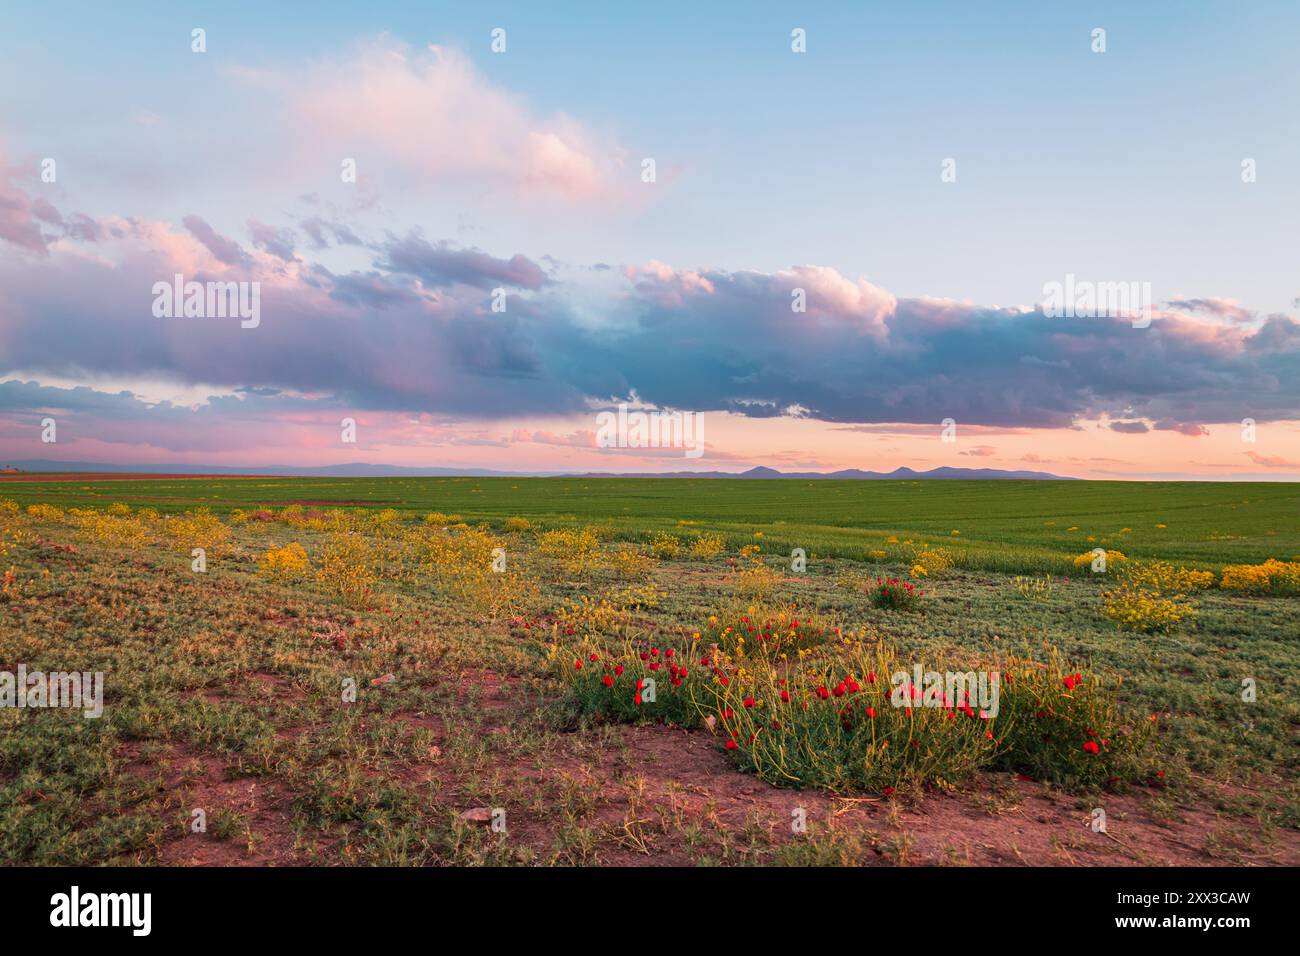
[
  {"xmin": 1, "ymin": 170, "xmax": 1298, "ymax": 445},
  {"xmin": 1167, "ymin": 297, "xmax": 1255, "ymax": 323},
  {"xmin": 240, "ymin": 38, "xmax": 628, "ymax": 202}
]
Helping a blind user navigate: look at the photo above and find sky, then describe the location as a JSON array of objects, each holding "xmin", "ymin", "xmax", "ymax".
[{"xmin": 0, "ymin": 0, "xmax": 1297, "ymax": 479}]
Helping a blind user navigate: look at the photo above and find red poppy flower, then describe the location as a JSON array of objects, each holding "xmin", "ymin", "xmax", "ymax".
[
  {"xmin": 725, "ymin": 739, "xmax": 738, "ymax": 750},
  {"xmin": 1082, "ymin": 740, "xmax": 1100, "ymax": 754}
]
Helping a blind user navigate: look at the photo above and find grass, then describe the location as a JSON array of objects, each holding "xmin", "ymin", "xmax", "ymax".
[
  {"xmin": 0, "ymin": 478, "xmax": 1297, "ymax": 865},
  {"xmin": 1, "ymin": 475, "xmax": 1296, "ymax": 571}
]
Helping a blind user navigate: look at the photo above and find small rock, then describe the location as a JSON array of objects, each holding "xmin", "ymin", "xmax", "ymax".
[
  {"xmin": 371, "ymin": 673, "xmax": 396, "ymax": 686},
  {"xmin": 460, "ymin": 807, "xmax": 493, "ymax": 825}
]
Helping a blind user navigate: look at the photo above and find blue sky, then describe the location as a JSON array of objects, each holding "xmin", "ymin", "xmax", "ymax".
[
  {"xmin": 5, "ymin": 1, "xmax": 1297, "ymax": 307},
  {"xmin": 0, "ymin": 1, "xmax": 1297, "ymax": 477}
]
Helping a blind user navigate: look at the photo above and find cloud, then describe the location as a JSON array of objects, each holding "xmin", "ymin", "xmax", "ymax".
[
  {"xmin": 1244, "ymin": 451, "xmax": 1300, "ymax": 468},
  {"xmin": 241, "ymin": 38, "xmax": 628, "ymax": 203},
  {"xmin": 1167, "ymin": 297, "xmax": 1255, "ymax": 323},
  {"xmin": 248, "ymin": 220, "xmax": 297, "ymax": 262},
  {"xmin": 1108, "ymin": 421, "xmax": 1150, "ymax": 434},
  {"xmin": 182, "ymin": 215, "xmax": 249, "ymax": 267},
  {"xmin": 510, "ymin": 428, "xmax": 597, "ymax": 448},
  {"xmin": 2, "ymin": 172, "xmax": 1298, "ymax": 442},
  {"xmin": 0, "ymin": 150, "xmax": 108, "ymax": 253},
  {"xmin": 380, "ymin": 234, "xmax": 549, "ymax": 290},
  {"xmin": 1153, "ymin": 419, "xmax": 1209, "ymax": 436},
  {"xmin": 299, "ymin": 216, "xmax": 361, "ymax": 249}
]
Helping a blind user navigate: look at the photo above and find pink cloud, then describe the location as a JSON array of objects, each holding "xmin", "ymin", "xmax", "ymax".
[
  {"xmin": 0, "ymin": 149, "xmax": 54, "ymax": 254},
  {"xmin": 250, "ymin": 38, "xmax": 626, "ymax": 202},
  {"xmin": 1245, "ymin": 451, "xmax": 1300, "ymax": 468}
]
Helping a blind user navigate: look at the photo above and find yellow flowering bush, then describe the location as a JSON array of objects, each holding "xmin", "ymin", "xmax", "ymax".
[
  {"xmin": 688, "ymin": 532, "xmax": 726, "ymax": 560},
  {"xmin": 259, "ymin": 542, "xmax": 312, "ymax": 579},
  {"xmin": 556, "ymin": 594, "xmax": 634, "ymax": 641},
  {"xmin": 910, "ymin": 546, "xmax": 954, "ymax": 576},
  {"xmin": 69, "ymin": 509, "xmax": 150, "ymax": 549},
  {"xmin": 1072, "ymin": 549, "xmax": 1127, "ymax": 571},
  {"xmin": 649, "ymin": 532, "xmax": 684, "ymax": 559},
  {"xmin": 1220, "ymin": 559, "xmax": 1300, "ymax": 595},
  {"xmin": 503, "ymin": 516, "xmax": 531, "ymax": 532},
  {"xmin": 165, "ymin": 507, "xmax": 232, "ymax": 554},
  {"xmin": 606, "ymin": 546, "xmax": 654, "ymax": 580},
  {"xmin": 423, "ymin": 512, "xmax": 464, "ymax": 527},
  {"xmin": 26, "ymin": 503, "xmax": 64, "ymax": 523},
  {"xmin": 537, "ymin": 527, "xmax": 602, "ymax": 575},
  {"xmin": 1101, "ymin": 584, "xmax": 1196, "ymax": 632},
  {"xmin": 316, "ymin": 531, "xmax": 378, "ymax": 605},
  {"xmin": 367, "ymin": 508, "xmax": 406, "ymax": 537},
  {"xmin": 417, "ymin": 525, "xmax": 535, "ymax": 618},
  {"xmin": 733, "ymin": 546, "xmax": 781, "ymax": 599},
  {"xmin": 1121, "ymin": 560, "xmax": 1214, "ymax": 593}
]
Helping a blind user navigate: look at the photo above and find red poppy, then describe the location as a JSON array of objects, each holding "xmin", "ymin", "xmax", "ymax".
[
  {"xmin": 725, "ymin": 739, "xmax": 738, "ymax": 751},
  {"xmin": 1082, "ymin": 740, "xmax": 1100, "ymax": 754}
]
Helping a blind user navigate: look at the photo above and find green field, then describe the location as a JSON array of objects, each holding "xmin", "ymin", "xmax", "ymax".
[
  {"xmin": 4, "ymin": 476, "xmax": 1298, "ymax": 572},
  {"xmin": 2, "ymin": 476, "xmax": 1297, "ymax": 866}
]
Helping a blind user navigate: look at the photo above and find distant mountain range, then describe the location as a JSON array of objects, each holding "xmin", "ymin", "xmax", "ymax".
[
  {"xmin": 0, "ymin": 460, "xmax": 1075, "ymax": 480},
  {"xmin": 581, "ymin": 465, "xmax": 1077, "ymax": 480}
]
